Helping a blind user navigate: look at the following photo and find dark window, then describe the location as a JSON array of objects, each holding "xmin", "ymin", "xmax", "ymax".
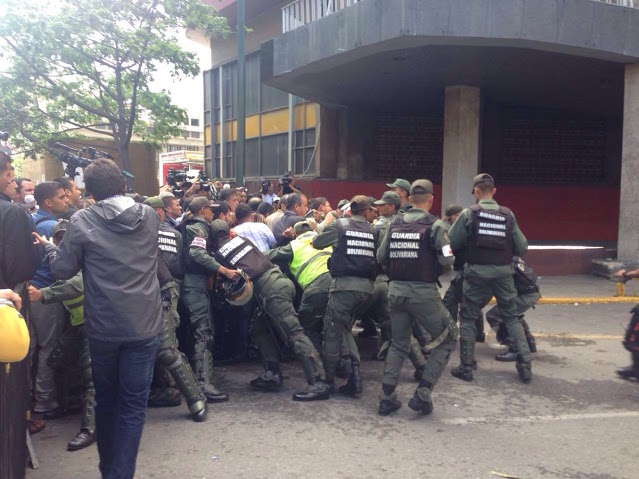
[
  {"xmin": 261, "ymin": 134, "xmax": 288, "ymax": 176},
  {"xmin": 190, "ymin": 118, "xmax": 200, "ymax": 127},
  {"xmin": 190, "ymin": 131, "xmax": 201, "ymax": 139},
  {"xmin": 224, "ymin": 141, "xmax": 236, "ymax": 179},
  {"xmin": 293, "ymin": 128, "xmax": 316, "ymax": 175},
  {"xmin": 261, "ymin": 84, "xmax": 288, "ymax": 112},
  {"xmin": 245, "ymin": 138, "xmax": 260, "ymax": 177},
  {"xmin": 246, "ymin": 53, "xmax": 260, "ymax": 116}
]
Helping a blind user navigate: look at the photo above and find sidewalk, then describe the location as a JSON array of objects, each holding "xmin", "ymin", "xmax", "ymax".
[{"xmin": 440, "ymin": 272, "xmax": 639, "ymax": 304}]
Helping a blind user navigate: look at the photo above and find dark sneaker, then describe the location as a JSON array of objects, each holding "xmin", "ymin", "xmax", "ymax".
[
  {"xmin": 378, "ymin": 399, "xmax": 402, "ymax": 416},
  {"xmin": 249, "ymin": 370, "xmax": 283, "ymax": 391},
  {"xmin": 408, "ymin": 389, "xmax": 433, "ymax": 415},
  {"xmin": 516, "ymin": 362, "xmax": 533, "ymax": 384},
  {"xmin": 616, "ymin": 366, "xmax": 639, "ymax": 381},
  {"xmin": 451, "ymin": 365, "xmax": 474, "ymax": 382}
]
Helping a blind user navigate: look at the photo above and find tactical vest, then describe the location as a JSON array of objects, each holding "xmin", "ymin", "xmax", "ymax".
[
  {"xmin": 179, "ymin": 218, "xmax": 216, "ymax": 276},
  {"xmin": 290, "ymin": 232, "xmax": 332, "ymax": 289},
  {"xmin": 387, "ymin": 214, "xmax": 440, "ymax": 283},
  {"xmin": 214, "ymin": 235, "xmax": 273, "ymax": 281},
  {"xmin": 329, "ymin": 218, "xmax": 379, "ymax": 280},
  {"xmin": 158, "ymin": 223, "xmax": 184, "ymax": 279},
  {"xmin": 63, "ymin": 295, "xmax": 85, "ymax": 327},
  {"xmin": 466, "ymin": 204, "xmax": 514, "ymax": 266}
]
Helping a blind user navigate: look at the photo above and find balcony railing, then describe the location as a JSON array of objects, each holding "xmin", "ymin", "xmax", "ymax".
[
  {"xmin": 282, "ymin": 0, "xmax": 361, "ymax": 33},
  {"xmin": 282, "ymin": 0, "xmax": 636, "ymax": 34}
]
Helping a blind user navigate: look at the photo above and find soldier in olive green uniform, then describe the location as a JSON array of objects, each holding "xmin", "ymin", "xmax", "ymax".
[
  {"xmin": 181, "ymin": 196, "xmax": 240, "ymax": 402},
  {"xmin": 267, "ymin": 221, "xmax": 332, "ymax": 352},
  {"xmin": 376, "ymin": 180, "xmax": 458, "ymax": 416},
  {"xmin": 449, "ymin": 174, "xmax": 532, "ymax": 383},
  {"xmin": 370, "ymin": 191, "xmax": 427, "ymax": 377},
  {"xmin": 214, "ymin": 234, "xmax": 329, "ymax": 401},
  {"xmin": 313, "ymin": 196, "xmax": 379, "ymax": 396}
]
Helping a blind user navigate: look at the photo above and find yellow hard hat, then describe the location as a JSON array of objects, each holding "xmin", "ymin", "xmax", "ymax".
[{"xmin": 0, "ymin": 300, "xmax": 30, "ymax": 363}]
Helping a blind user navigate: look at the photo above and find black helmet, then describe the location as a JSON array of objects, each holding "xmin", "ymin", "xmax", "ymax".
[{"xmin": 222, "ymin": 270, "xmax": 253, "ymax": 306}]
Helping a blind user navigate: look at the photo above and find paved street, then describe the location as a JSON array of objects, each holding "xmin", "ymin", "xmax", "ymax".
[{"xmin": 25, "ymin": 298, "xmax": 638, "ymax": 479}]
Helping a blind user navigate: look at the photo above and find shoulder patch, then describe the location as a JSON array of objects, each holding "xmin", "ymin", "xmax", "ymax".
[{"xmin": 191, "ymin": 237, "xmax": 207, "ymax": 249}]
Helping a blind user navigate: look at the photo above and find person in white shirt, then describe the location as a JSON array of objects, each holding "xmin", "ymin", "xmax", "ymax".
[{"xmin": 231, "ymin": 203, "xmax": 277, "ymax": 252}]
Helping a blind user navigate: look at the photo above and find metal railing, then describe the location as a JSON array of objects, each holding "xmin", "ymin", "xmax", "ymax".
[
  {"xmin": 282, "ymin": 0, "xmax": 361, "ymax": 33},
  {"xmin": 281, "ymin": 0, "xmax": 637, "ymax": 33},
  {"xmin": 597, "ymin": 0, "xmax": 635, "ymax": 6}
]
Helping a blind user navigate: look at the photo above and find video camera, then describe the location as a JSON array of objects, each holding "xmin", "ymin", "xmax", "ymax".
[
  {"xmin": 259, "ymin": 176, "xmax": 272, "ymax": 194},
  {"xmin": 279, "ymin": 171, "xmax": 293, "ymax": 187},
  {"xmin": 166, "ymin": 168, "xmax": 214, "ymax": 199}
]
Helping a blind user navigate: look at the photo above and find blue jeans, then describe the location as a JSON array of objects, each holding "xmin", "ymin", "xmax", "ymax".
[{"xmin": 89, "ymin": 335, "xmax": 160, "ymax": 479}]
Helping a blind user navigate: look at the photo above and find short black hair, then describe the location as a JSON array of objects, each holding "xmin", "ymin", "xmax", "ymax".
[
  {"xmin": 257, "ymin": 202, "xmax": 272, "ymax": 217},
  {"xmin": 286, "ymin": 193, "xmax": 303, "ymax": 211},
  {"xmin": 162, "ymin": 195, "xmax": 177, "ymax": 209},
  {"xmin": 84, "ymin": 159, "xmax": 125, "ymax": 201},
  {"xmin": 212, "ymin": 201, "xmax": 230, "ymax": 219},
  {"xmin": 15, "ymin": 177, "xmax": 32, "ymax": 193},
  {"xmin": 235, "ymin": 203, "xmax": 253, "ymax": 222},
  {"xmin": 309, "ymin": 197, "xmax": 327, "ymax": 210},
  {"xmin": 53, "ymin": 177, "xmax": 73, "ymax": 191},
  {"xmin": 0, "ymin": 155, "xmax": 11, "ymax": 174},
  {"xmin": 219, "ymin": 189, "xmax": 237, "ymax": 202},
  {"xmin": 34, "ymin": 181, "xmax": 64, "ymax": 205}
]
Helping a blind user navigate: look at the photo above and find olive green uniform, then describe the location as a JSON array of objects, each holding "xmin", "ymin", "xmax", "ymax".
[
  {"xmin": 182, "ymin": 217, "xmax": 228, "ymax": 398},
  {"xmin": 312, "ymin": 215, "xmax": 375, "ymax": 383},
  {"xmin": 378, "ymin": 209, "xmax": 457, "ymax": 398},
  {"xmin": 448, "ymin": 198, "xmax": 531, "ymax": 374}
]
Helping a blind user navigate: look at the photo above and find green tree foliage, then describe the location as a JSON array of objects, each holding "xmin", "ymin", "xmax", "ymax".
[{"xmin": 0, "ymin": 0, "xmax": 228, "ymax": 172}]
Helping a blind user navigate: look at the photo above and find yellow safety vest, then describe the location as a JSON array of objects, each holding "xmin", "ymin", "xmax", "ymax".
[
  {"xmin": 289, "ymin": 232, "xmax": 332, "ymax": 289},
  {"xmin": 63, "ymin": 295, "xmax": 85, "ymax": 327}
]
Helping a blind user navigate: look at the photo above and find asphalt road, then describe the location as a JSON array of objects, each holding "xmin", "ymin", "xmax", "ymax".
[{"xmin": 26, "ymin": 302, "xmax": 638, "ymax": 479}]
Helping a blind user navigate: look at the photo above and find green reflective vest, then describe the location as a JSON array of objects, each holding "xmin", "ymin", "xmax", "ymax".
[
  {"xmin": 63, "ymin": 295, "xmax": 85, "ymax": 327},
  {"xmin": 289, "ymin": 232, "xmax": 332, "ymax": 290}
]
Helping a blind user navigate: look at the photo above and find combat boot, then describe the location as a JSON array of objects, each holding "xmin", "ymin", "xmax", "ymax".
[
  {"xmin": 196, "ymin": 350, "xmax": 229, "ymax": 402},
  {"xmin": 408, "ymin": 386, "xmax": 433, "ymax": 415},
  {"xmin": 292, "ymin": 379, "xmax": 330, "ymax": 402},
  {"xmin": 451, "ymin": 339, "xmax": 475, "ymax": 382},
  {"xmin": 521, "ymin": 318, "xmax": 537, "ymax": 353},
  {"xmin": 495, "ymin": 339, "xmax": 517, "ymax": 362},
  {"xmin": 516, "ymin": 360, "xmax": 533, "ymax": 384},
  {"xmin": 338, "ymin": 356, "xmax": 362, "ymax": 396},
  {"xmin": 378, "ymin": 388, "xmax": 401, "ymax": 416},
  {"xmin": 249, "ymin": 369, "xmax": 283, "ymax": 391}
]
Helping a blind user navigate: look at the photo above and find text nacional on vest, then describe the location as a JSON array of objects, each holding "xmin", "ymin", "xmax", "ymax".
[
  {"xmin": 345, "ymin": 229, "xmax": 375, "ymax": 256},
  {"xmin": 218, "ymin": 236, "xmax": 253, "ymax": 266},
  {"xmin": 158, "ymin": 231, "xmax": 178, "ymax": 254},
  {"xmin": 477, "ymin": 211, "xmax": 507, "ymax": 238}
]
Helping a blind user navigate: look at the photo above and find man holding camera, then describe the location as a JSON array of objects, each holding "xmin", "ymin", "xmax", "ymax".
[{"xmin": 277, "ymin": 172, "xmax": 302, "ymax": 196}]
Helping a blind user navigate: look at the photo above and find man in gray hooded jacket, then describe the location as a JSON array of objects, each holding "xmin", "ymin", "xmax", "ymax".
[{"xmin": 35, "ymin": 159, "xmax": 162, "ymax": 479}]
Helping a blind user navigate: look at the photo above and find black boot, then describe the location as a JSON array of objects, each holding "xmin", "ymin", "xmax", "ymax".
[
  {"xmin": 521, "ymin": 318, "xmax": 537, "ymax": 353},
  {"xmin": 197, "ymin": 350, "xmax": 229, "ymax": 403},
  {"xmin": 408, "ymin": 387, "xmax": 433, "ymax": 415},
  {"xmin": 495, "ymin": 340, "xmax": 517, "ymax": 362},
  {"xmin": 292, "ymin": 378, "xmax": 330, "ymax": 401},
  {"xmin": 378, "ymin": 385, "xmax": 401, "ymax": 416},
  {"xmin": 67, "ymin": 429, "xmax": 96, "ymax": 451},
  {"xmin": 451, "ymin": 339, "xmax": 475, "ymax": 382},
  {"xmin": 338, "ymin": 357, "xmax": 362, "ymax": 396},
  {"xmin": 516, "ymin": 360, "xmax": 533, "ymax": 384},
  {"xmin": 250, "ymin": 369, "xmax": 283, "ymax": 391}
]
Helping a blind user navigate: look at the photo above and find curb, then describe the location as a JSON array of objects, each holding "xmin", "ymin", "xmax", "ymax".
[{"xmin": 487, "ymin": 297, "xmax": 639, "ymax": 305}]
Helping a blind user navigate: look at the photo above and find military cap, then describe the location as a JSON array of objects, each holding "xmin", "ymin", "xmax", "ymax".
[
  {"xmin": 349, "ymin": 195, "xmax": 372, "ymax": 214},
  {"xmin": 444, "ymin": 204, "xmax": 463, "ymax": 217},
  {"xmin": 189, "ymin": 196, "xmax": 216, "ymax": 213},
  {"xmin": 386, "ymin": 178, "xmax": 411, "ymax": 194},
  {"xmin": 410, "ymin": 179, "xmax": 434, "ymax": 195},
  {"xmin": 294, "ymin": 220, "xmax": 313, "ymax": 235},
  {"xmin": 143, "ymin": 196, "xmax": 164, "ymax": 209},
  {"xmin": 373, "ymin": 191, "xmax": 401, "ymax": 206},
  {"xmin": 472, "ymin": 173, "xmax": 495, "ymax": 193},
  {"xmin": 337, "ymin": 199, "xmax": 350, "ymax": 210},
  {"xmin": 52, "ymin": 219, "xmax": 69, "ymax": 236}
]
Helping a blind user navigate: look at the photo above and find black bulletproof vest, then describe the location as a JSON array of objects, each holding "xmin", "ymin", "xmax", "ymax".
[
  {"xmin": 179, "ymin": 218, "xmax": 216, "ymax": 276},
  {"xmin": 513, "ymin": 257, "xmax": 539, "ymax": 294},
  {"xmin": 214, "ymin": 235, "xmax": 273, "ymax": 281},
  {"xmin": 158, "ymin": 223, "xmax": 184, "ymax": 279},
  {"xmin": 387, "ymin": 214, "xmax": 440, "ymax": 283},
  {"xmin": 329, "ymin": 218, "xmax": 379, "ymax": 280},
  {"xmin": 466, "ymin": 204, "xmax": 514, "ymax": 266}
]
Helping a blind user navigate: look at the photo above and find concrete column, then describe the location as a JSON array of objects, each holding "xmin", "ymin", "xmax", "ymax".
[
  {"xmin": 441, "ymin": 85, "xmax": 481, "ymax": 214},
  {"xmin": 618, "ymin": 64, "xmax": 639, "ymax": 260}
]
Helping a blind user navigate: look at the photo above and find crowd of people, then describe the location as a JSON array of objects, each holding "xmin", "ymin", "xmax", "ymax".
[{"xmin": 3, "ymin": 149, "xmax": 639, "ymax": 479}]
